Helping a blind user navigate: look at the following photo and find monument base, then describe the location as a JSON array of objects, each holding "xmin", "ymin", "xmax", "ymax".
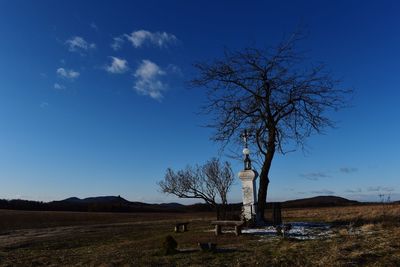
[{"xmin": 238, "ymin": 169, "xmax": 258, "ymax": 222}]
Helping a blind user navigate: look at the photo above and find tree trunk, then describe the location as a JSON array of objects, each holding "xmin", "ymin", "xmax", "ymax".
[
  {"xmin": 220, "ymin": 203, "xmax": 227, "ymax": 220},
  {"xmin": 257, "ymin": 131, "xmax": 276, "ymax": 222},
  {"xmin": 216, "ymin": 205, "xmax": 220, "ymax": 220}
]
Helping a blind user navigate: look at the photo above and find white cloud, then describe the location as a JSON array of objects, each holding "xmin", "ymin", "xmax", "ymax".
[
  {"xmin": 125, "ymin": 30, "xmax": 177, "ymax": 48},
  {"xmin": 56, "ymin": 68, "xmax": 80, "ymax": 80},
  {"xmin": 40, "ymin": 102, "xmax": 49, "ymax": 109},
  {"xmin": 65, "ymin": 36, "xmax": 96, "ymax": 53},
  {"xmin": 105, "ymin": 57, "xmax": 128, "ymax": 74},
  {"xmin": 167, "ymin": 64, "xmax": 183, "ymax": 76},
  {"xmin": 111, "ymin": 36, "xmax": 124, "ymax": 51},
  {"xmin": 133, "ymin": 59, "xmax": 166, "ymax": 100},
  {"xmin": 54, "ymin": 83, "xmax": 66, "ymax": 90},
  {"xmin": 90, "ymin": 22, "xmax": 98, "ymax": 31}
]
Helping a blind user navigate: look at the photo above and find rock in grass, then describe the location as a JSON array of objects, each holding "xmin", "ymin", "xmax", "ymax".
[
  {"xmin": 163, "ymin": 235, "xmax": 178, "ymax": 255},
  {"xmin": 198, "ymin": 242, "xmax": 217, "ymax": 252}
]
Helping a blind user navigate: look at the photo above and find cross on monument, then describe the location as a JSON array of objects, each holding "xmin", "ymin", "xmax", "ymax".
[
  {"xmin": 241, "ymin": 129, "xmax": 252, "ymax": 170},
  {"xmin": 241, "ymin": 129, "xmax": 250, "ymax": 148}
]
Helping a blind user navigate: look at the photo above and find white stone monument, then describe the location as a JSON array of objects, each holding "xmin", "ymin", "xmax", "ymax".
[{"xmin": 238, "ymin": 130, "xmax": 258, "ymax": 222}]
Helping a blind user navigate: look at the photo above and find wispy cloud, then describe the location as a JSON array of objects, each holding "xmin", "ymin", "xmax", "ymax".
[
  {"xmin": 111, "ymin": 36, "xmax": 124, "ymax": 51},
  {"xmin": 340, "ymin": 167, "xmax": 358, "ymax": 173},
  {"xmin": 56, "ymin": 68, "xmax": 80, "ymax": 80},
  {"xmin": 40, "ymin": 102, "xmax": 49, "ymax": 109},
  {"xmin": 367, "ymin": 186, "xmax": 381, "ymax": 192},
  {"xmin": 300, "ymin": 172, "xmax": 330, "ymax": 181},
  {"xmin": 311, "ymin": 189, "xmax": 335, "ymax": 195},
  {"xmin": 331, "ymin": 193, "xmax": 399, "ymax": 202},
  {"xmin": 133, "ymin": 59, "xmax": 166, "ymax": 101},
  {"xmin": 54, "ymin": 83, "xmax": 66, "ymax": 90},
  {"xmin": 105, "ymin": 57, "xmax": 128, "ymax": 74},
  {"xmin": 65, "ymin": 36, "xmax": 96, "ymax": 53},
  {"xmin": 167, "ymin": 64, "xmax": 183, "ymax": 76},
  {"xmin": 345, "ymin": 188, "xmax": 362, "ymax": 193},
  {"xmin": 125, "ymin": 30, "xmax": 177, "ymax": 48},
  {"xmin": 367, "ymin": 186, "xmax": 395, "ymax": 192},
  {"xmin": 90, "ymin": 22, "xmax": 98, "ymax": 31}
]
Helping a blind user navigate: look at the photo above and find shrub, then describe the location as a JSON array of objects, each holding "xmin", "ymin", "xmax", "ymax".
[{"xmin": 163, "ymin": 235, "xmax": 178, "ymax": 255}]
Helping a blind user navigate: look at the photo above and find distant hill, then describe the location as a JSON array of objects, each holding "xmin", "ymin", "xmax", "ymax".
[
  {"xmin": 48, "ymin": 196, "xmax": 185, "ymax": 213},
  {"xmin": 58, "ymin": 197, "xmax": 184, "ymax": 209},
  {"xmin": 280, "ymin": 195, "xmax": 360, "ymax": 208},
  {"xmin": 0, "ymin": 195, "xmax": 368, "ymax": 213},
  {"xmin": 186, "ymin": 196, "xmax": 361, "ymax": 212},
  {"xmin": 58, "ymin": 196, "xmax": 131, "ymax": 204},
  {"xmin": 62, "ymin": 197, "xmax": 82, "ymax": 203},
  {"xmin": 0, "ymin": 196, "xmax": 184, "ymax": 213}
]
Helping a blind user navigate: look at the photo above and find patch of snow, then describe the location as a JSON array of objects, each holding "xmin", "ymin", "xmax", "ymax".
[{"xmin": 242, "ymin": 222, "xmax": 334, "ymax": 240}]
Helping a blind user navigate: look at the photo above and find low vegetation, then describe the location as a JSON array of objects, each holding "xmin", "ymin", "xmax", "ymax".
[{"xmin": 0, "ymin": 204, "xmax": 399, "ymax": 266}]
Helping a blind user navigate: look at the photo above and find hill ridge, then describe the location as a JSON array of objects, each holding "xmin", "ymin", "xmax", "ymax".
[{"xmin": 0, "ymin": 195, "xmax": 366, "ymax": 213}]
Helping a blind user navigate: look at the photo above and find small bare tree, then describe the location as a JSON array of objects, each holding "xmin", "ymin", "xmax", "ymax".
[
  {"xmin": 191, "ymin": 33, "xmax": 352, "ymax": 221},
  {"xmin": 159, "ymin": 158, "xmax": 234, "ymax": 219}
]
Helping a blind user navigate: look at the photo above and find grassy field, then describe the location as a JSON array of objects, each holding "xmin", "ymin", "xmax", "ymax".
[{"xmin": 0, "ymin": 204, "xmax": 399, "ymax": 266}]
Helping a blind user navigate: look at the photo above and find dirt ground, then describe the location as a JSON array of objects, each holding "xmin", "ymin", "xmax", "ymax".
[{"xmin": 0, "ymin": 205, "xmax": 399, "ymax": 266}]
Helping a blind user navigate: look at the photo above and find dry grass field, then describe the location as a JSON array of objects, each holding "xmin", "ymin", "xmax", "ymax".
[{"xmin": 0, "ymin": 204, "xmax": 399, "ymax": 266}]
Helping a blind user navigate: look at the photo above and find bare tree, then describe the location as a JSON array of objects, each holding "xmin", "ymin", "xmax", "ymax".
[
  {"xmin": 191, "ymin": 33, "xmax": 352, "ymax": 221},
  {"xmin": 159, "ymin": 158, "xmax": 234, "ymax": 219}
]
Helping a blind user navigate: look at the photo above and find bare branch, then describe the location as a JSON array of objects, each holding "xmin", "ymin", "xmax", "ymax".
[
  {"xmin": 158, "ymin": 158, "xmax": 235, "ymax": 213},
  {"xmin": 190, "ymin": 32, "xmax": 352, "ymax": 220}
]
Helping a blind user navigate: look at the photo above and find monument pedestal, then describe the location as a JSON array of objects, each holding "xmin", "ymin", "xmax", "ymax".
[{"xmin": 238, "ymin": 169, "xmax": 258, "ymax": 222}]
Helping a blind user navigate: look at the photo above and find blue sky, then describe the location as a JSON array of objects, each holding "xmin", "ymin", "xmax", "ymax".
[{"xmin": 0, "ymin": 0, "xmax": 399, "ymax": 203}]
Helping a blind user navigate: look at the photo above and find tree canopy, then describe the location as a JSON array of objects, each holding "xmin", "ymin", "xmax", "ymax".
[
  {"xmin": 159, "ymin": 158, "xmax": 235, "ymax": 219},
  {"xmin": 192, "ymin": 34, "xmax": 352, "ymax": 221}
]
